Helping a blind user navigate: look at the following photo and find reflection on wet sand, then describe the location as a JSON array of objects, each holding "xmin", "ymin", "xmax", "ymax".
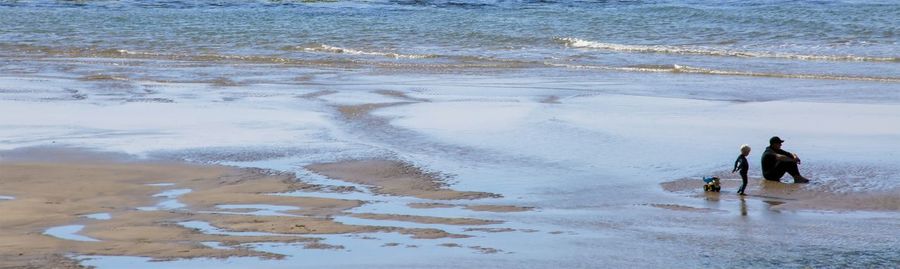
[
  {"xmin": 661, "ymin": 176, "xmax": 900, "ymax": 212},
  {"xmin": 739, "ymin": 197, "xmax": 748, "ymax": 216}
]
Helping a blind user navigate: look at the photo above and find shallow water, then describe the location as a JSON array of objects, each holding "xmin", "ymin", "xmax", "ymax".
[
  {"xmin": 83, "ymin": 213, "xmax": 112, "ymax": 220},
  {"xmin": 137, "ymin": 188, "xmax": 191, "ymax": 211},
  {"xmin": 202, "ymin": 204, "xmax": 301, "ymax": 216},
  {"xmin": 44, "ymin": 225, "xmax": 101, "ymax": 242}
]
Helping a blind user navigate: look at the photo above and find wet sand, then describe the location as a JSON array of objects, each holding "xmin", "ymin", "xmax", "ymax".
[
  {"xmin": 408, "ymin": 202, "xmax": 533, "ymax": 212},
  {"xmin": 661, "ymin": 176, "xmax": 900, "ymax": 212},
  {"xmin": 1, "ymin": 71, "xmax": 898, "ymax": 268},
  {"xmin": 307, "ymin": 160, "xmax": 500, "ymax": 200},
  {"xmin": 0, "ymin": 149, "xmax": 524, "ymax": 268}
]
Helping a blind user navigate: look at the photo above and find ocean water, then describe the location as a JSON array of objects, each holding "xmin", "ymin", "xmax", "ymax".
[
  {"xmin": 1, "ymin": 0, "xmax": 898, "ymax": 81},
  {"xmin": 2, "ymin": 1, "xmax": 900, "ymax": 268}
]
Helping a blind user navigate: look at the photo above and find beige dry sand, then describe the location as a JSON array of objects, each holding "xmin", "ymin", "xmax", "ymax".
[
  {"xmin": 307, "ymin": 160, "xmax": 500, "ymax": 200},
  {"xmin": 0, "ymin": 149, "xmax": 525, "ymax": 268},
  {"xmin": 661, "ymin": 177, "xmax": 900, "ymax": 212},
  {"xmin": 297, "ymin": 89, "xmax": 338, "ymax": 99}
]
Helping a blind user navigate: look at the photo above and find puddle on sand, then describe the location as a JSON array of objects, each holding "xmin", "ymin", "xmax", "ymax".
[
  {"xmin": 137, "ymin": 188, "xmax": 192, "ymax": 211},
  {"xmin": 199, "ymin": 204, "xmax": 301, "ymax": 217},
  {"xmin": 153, "ymin": 189, "xmax": 192, "ymax": 198},
  {"xmin": 44, "ymin": 225, "xmax": 100, "ymax": 242},
  {"xmin": 200, "ymin": 241, "xmax": 233, "ymax": 250},
  {"xmin": 83, "ymin": 213, "xmax": 112, "ymax": 220},
  {"xmin": 0, "ymin": 195, "xmax": 14, "ymax": 200}
]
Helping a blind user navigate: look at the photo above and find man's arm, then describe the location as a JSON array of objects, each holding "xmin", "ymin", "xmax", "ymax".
[{"xmin": 774, "ymin": 149, "xmax": 800, "ymax": 163}]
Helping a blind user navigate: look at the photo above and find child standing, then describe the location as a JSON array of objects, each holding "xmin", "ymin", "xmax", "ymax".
[{"xmin": 733, "ymin": 144, "xmax": 751, "ymax": 195}]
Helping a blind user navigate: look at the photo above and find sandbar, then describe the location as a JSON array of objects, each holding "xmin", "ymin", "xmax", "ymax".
[
  {"xmin": 307, "ymin": 160, "xmax": 500, "ymax": 200},
  {"xmin": 0, "ymin": 148, "xmax": 527, "ymax": 268}
]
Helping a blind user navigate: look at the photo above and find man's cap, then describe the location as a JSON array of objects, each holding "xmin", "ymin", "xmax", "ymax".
[{"xmin": 769, "ymin": 136, "xmax": 785, "ymax": 144}]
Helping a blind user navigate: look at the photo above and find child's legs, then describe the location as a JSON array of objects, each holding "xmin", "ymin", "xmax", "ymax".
[{"xmin": 738, "ymin": 171, "xmax": 748, "ymax": 193}]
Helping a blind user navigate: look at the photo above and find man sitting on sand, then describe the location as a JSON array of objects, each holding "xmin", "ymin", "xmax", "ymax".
[{"xmin": 761, "ymin": 136, "xmax": 810, "ymax": 183}]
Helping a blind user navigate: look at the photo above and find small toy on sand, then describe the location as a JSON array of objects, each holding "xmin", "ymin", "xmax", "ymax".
[{"xmin": 702, "ymin": 176, "xmax": 721, "ymax": 192}]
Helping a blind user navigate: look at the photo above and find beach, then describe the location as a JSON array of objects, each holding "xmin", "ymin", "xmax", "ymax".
[{"xmin": 2, "ymin": 1, "xmax": 899, "ymax": 268}]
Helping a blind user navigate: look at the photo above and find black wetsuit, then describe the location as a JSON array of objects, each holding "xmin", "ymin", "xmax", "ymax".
[
  {"xmin": 733, "ymin": 154, "xmax": 748, "ymax": 194},
  {"xmin": 761, "ymin": 146, "xmax": 800, "ymax": 181}
]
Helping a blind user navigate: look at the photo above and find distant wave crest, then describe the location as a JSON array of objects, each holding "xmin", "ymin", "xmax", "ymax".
[
  {"xmin": 556, "ymin": 38, "xmax": 899, "ymax": 62},
  {"xmin": 285, "ymin": 44, "xmax": 436, "ymax": 59},
  {"xmin": 547, "ymin": 62, "xmax": 900, "ymax": 82}
]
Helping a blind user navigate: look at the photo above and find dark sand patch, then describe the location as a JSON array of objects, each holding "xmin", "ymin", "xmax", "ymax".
[
  {"xmin": 125, "ymin": 97, "xmax": 175, "ymax": 103},
  {"xmin": 463, "ymin": 227, "xmax": 517, "ymax": 233},
  {"xmin": 408, "ymin": 202, "xmax": 534, "ymax": 212},
  {"xmin": 304, "ymin": 242, "xmax": 345, "ymax": 250},
  {"xmin": 540, "ymin": 95, "xmax": 561, "ymax": 104},
  {"xmin": 464, "ymin": 205, "xmax": 534, "ymax": 212},
  {"xmin": 297, "ymin": 89, "xmax": 337, "ymax": 99},
  {"xmin": 646, "ymin": 203, "xmax": 725, "ymax": 213},
  {"xmin": 408, "ymin": 202, "xmax": 457, "ymax": 209},
  {"xmin": 351, "ymin": 213, "xmax": 502, "ymax": 226},
  {"xmin": 208, "ymin": 77, "xmax": 242, "ymax": 87},
  {"xmin": 336, "ymin": 102, "xmax": 410, "ymax": 120},
  {"xmin": 306, "ymin": 160, "xmax": 500, "ymax": 200},
  {"xmin": 373, "ymin": 90, "xmax": 430, "ymax": 102},
  {"xmin": 81, "ymin": 74, "xmax": 128, "ymax": 81},
  {"xmin": 469, "ymin": 246, "xmax": 502, "ymax": 254}
]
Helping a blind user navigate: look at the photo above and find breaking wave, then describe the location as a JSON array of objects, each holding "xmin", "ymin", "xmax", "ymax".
[
  {"xmin": 557, "ymin": 38, "xmax": 899, "ymax": 63},
  {"xmin": 284, "ymin": 44, "xmax": 437, "ymax": 59},
  {"xmin": 0, "ymin": 44, "xmax": 533, "ymax": 70},
  {"xmin": 4, "ymin": 44, "xmax": 897, "ymax": 81},
  {"xmin": 548, "ymin": 63, "xmax": 900, "ymax": 82},
  {"xmin": 2, "ymin": 44, "xmax": 359, "ymax": 66}
]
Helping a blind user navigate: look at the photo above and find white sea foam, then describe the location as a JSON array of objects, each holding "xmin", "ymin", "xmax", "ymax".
[
  {"xmin": 557, "ymin": 37, "xmax": 899, "ymax": 62},
  {"xmin": 294, "ymin": 44, "xmax": 435, "ymax": 59},
  {"xmin": 546, "ymin": 62, "xmax": 900, "ymax": 82}
]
